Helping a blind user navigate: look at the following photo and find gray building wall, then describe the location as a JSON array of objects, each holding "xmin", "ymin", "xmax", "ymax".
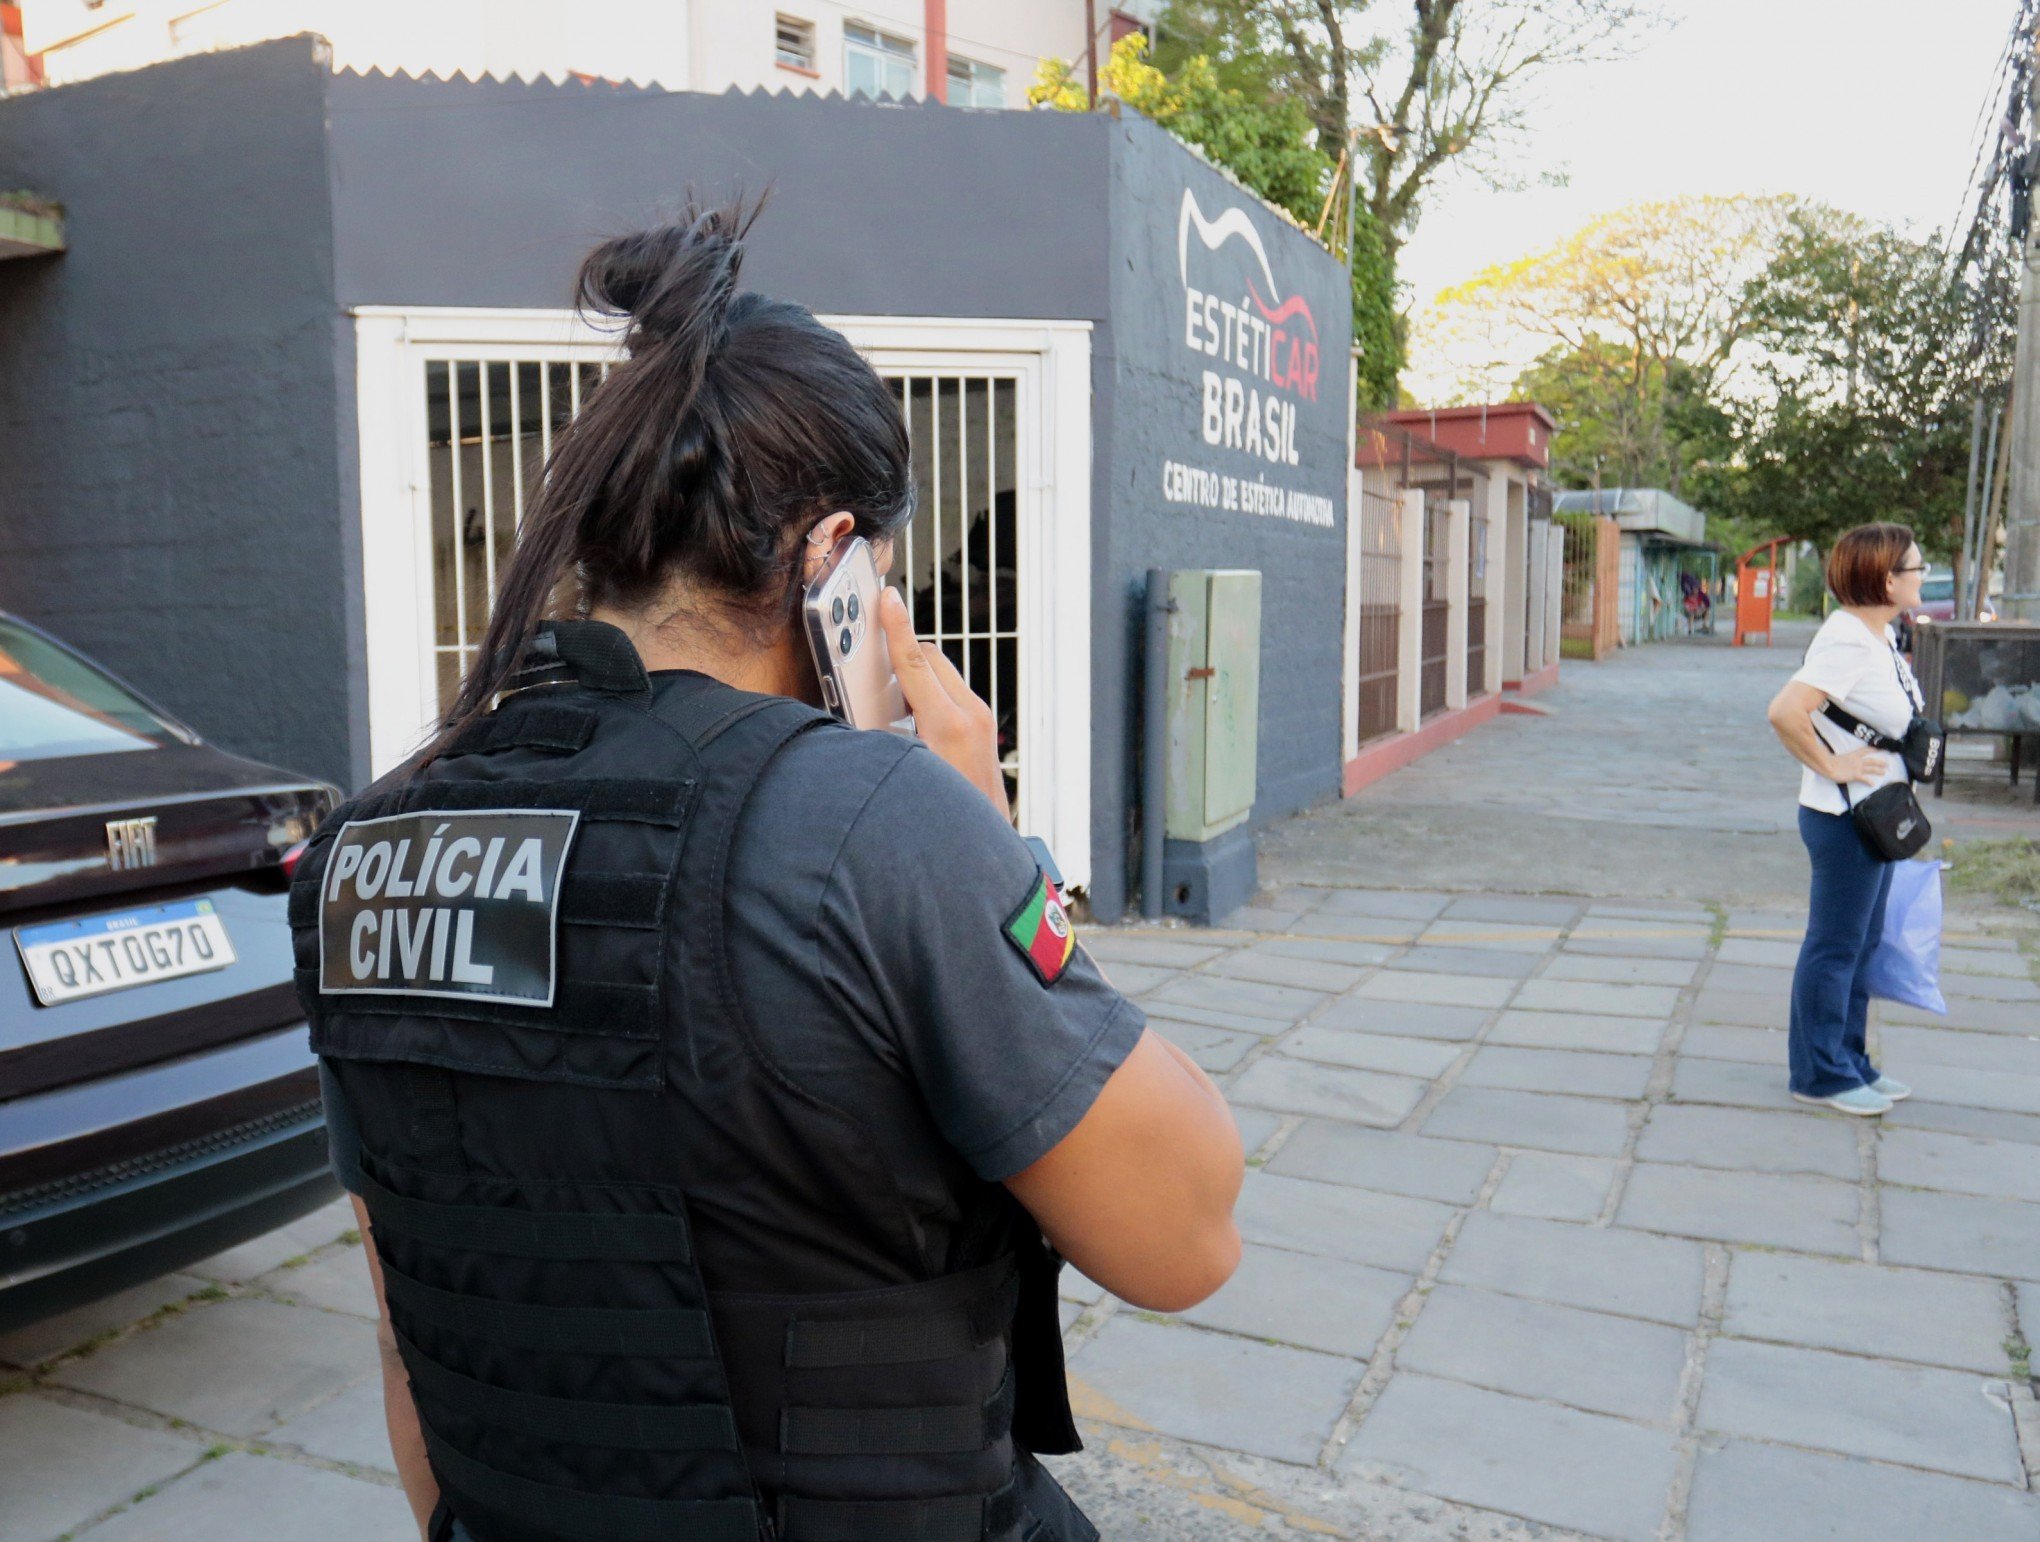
[
  {"xmin": 0, "ymin": 39, "xmax": 356, "ymax": 785},
  {"xmin": 324, "ymin": 70, "xmax": 1112, "ymax": 323},
  {"xmin": 0, "ymin": 44, "xmax": 1350, "ymax": 916},
  {"xmin": 1089, "ymin": 118, "xmax": 1350, "ymax": 919},
  {"xmin": 323, "ymin": 61, "xmax": 1125, "ymax": 845}
]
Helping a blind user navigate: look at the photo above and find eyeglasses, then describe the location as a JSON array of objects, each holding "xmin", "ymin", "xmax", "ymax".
[{"xmin": 1892, "ymin": 564, "xmax": 1928, "ymax": 575}]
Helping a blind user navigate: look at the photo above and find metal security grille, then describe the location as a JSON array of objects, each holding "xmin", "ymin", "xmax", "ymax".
[
  {"xmin": 424, "ymin": 358, "xmax": 1022, "ymax": 805},
  {"xmin": 892, "ymin": 375, "xmax": 1022, "ymax": 802},
  {"xmin": 1527, "ymin": 483, "xmax": 1554, "ymax": 666},
  {"xmin": 1353, "ymin": 452, "xmax": 1403, "ymax": 746},
  {"xmin": 1466, "ymin": 491, "xmax": 1489, "ymax": 695},
  {"xmin": 426, "ymin": 359, "xmax": 605, "ymax": 708},
  {"xmin": 1419, "ymin": 492, "xmax": 1451, "ymax": 719}
]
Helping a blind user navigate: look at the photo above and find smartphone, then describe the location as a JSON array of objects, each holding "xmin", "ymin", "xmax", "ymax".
[{"xmin": 802, "ymin": 535, "xmax": 914, "ymax": 735}]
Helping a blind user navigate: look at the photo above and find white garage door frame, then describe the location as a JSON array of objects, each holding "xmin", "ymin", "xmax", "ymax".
[{"xmin": 351, "ymin": 305, "xmax": 1095, "ymax": 892}]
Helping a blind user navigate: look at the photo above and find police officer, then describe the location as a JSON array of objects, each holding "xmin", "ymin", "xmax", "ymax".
[{"xmin": 292, "ymin": 200, "xmax": 1244, "ymax": 1542}]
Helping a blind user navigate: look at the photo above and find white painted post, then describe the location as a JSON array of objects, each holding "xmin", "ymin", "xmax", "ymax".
[
  {"xmin": 1545, "ymin": 523, "xmax": 1567, "ymax": 672},
  {"xmin": 1342, "ymin": 355, "xmax": 1362, "ymax": 763},
  {"xmin": 1483, "ymin": 472, "xmax": 1509, "ymax": 695},
  {"xmin": 1396, "ymin": 486, "xmax": 1426, "ymax": 733},
  {"xmin": 1524, "ymin": 523, "xmax": 1548, "ymax": 674},
  {"xmin": 1445, "ymin": 498, "xmax": 1470, "ymax": 710},
  {"xmin": 1502, "ymin": 478, "xmax": 1528, "ymax": 683}
]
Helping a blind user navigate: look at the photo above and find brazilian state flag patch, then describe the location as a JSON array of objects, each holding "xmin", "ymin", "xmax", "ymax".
[{"xmin": 1005, "ymin": 869, "xmax": 1075, "ymax": 985}]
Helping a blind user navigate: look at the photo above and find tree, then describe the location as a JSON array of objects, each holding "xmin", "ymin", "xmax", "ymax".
[
  {"xmin": 1432, "ymin": 195, "xmax": 1799, "ymax": 393},
  {"xmin": 1416, "ymin": 194, "xmax": 1797, "ymax": 509},
  {"xmin": 1032, "ymin": 33, "xmax": 1404, "ymax": 407},
  {"xmin": 1032, "ymin": 34, "xmax": 1330, "ymax": 223},
  {"xmin": 1725, "ymin": 206, "xmax": 2013, "ymax": 561},
  {"xmin": 1153, "ymin": 1, "xmax": 1655, "ymax": 266},
  {"xmin": 1513, "ymin": 337, "xmax": 1729, "ymax": 494},
  {"xmin": 1149, "ymin": 1, "xmax": 1655, "ymax": 403},
  {"xmin": 1418, "ymin": 191, "xmax": 2011, "ymax": 565}
]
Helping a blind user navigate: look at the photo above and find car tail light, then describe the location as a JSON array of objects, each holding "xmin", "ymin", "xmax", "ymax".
[{"xmin": 279, "ymin": 840, "xmax": 310, "ymax": 881}]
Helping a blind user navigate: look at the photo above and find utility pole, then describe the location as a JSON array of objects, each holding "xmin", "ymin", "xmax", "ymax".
[
  {"xmin": 2004, "ymin": 24, "xmax": 2040, "ymax": 620},
  {"xmin": 1084, "ymin": 0, "xmax": 1098, "ymax": 105}
]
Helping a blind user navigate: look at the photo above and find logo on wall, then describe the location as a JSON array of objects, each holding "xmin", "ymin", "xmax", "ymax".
[{"xmin": 1178, "ymin": 188, "xmax": 1320, "ymax": 467}]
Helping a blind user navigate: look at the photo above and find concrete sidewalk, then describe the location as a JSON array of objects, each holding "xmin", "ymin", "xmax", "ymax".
[
  {"xmin": 1263, "ymin": 621, "xmax": 2040, "ymax": 905},
  {"xmin": 6, "ymin": 631, "xmax": 2040, "ymax": 1540},
  {"xmin": 1058, "ymin": 891, "xmax": 2040, "ymax": 1538}
]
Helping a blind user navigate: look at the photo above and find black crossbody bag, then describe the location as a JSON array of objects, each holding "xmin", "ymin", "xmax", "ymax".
[{"xmin": 1819, "ymin": 644, "xmax": 1941, "ymax": 862}]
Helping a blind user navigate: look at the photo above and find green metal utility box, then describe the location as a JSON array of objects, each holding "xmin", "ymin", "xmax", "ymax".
[{"xmin": 1165, "ymin": 569, "xmax": 1262, "ymax": 843}]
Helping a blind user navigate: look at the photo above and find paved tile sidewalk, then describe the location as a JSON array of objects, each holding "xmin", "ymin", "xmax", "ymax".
[
  {"xmin": 6, "ymin": 634, "xmax": 2040, "ymax": 1540},
  {"xmin": 1051, "ymin": 888, "xmax": 2040, "ymax": 1538},
  {"xmin": 0, "ymin": 1202, "xmax": 409, "ymax": 1542}
]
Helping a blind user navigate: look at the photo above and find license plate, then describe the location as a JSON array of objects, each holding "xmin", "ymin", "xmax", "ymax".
[{"xmin": 15, "ymin": 899, "xmax": 237, "ymax": 1006}]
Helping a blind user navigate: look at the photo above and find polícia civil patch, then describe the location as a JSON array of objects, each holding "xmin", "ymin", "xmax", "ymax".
[{"xmin": 317, "ymin": 809, "xmax": 578, "ymax": 1006}]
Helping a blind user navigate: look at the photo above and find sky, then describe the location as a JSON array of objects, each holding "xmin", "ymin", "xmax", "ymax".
[{"xmin": 1397, "ymin": 0, "xmax": 2022, "ymax": 397}]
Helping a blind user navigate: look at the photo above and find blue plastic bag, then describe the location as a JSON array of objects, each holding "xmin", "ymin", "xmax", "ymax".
[{"xmin": 1863, "ymin": 859, "xmax": 1947, "ymax": 1015}]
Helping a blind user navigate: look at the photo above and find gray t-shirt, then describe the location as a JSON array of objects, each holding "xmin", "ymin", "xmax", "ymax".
[{"xmin": 325, "ymin": 716, "xmax": 1145, "ymax": 1278}]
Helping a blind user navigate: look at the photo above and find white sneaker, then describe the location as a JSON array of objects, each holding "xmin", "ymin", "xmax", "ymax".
[
  {"xmin": 1792, "ymin": 1086, "xmax": 1893, "ymax": 1117},
  {"xmin": 1870, "ymin": 1076, "xmax": 1911, "ymax": 1102}
]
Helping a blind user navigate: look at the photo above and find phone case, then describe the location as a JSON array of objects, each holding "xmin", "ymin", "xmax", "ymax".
[{"xmin": 802, "ymin": 536, "xmax": 913, "ymax": 734}]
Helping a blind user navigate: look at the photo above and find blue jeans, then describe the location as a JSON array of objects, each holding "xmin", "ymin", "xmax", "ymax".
[{"xmin": 1789, "ymin": 806, "xmax": 1893, "ymax": 1097}]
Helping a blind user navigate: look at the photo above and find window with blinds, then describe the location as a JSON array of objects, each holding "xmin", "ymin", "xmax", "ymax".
[{"xmin": 775, "ymin": 15, "xmax": 816, "ymax": 73}]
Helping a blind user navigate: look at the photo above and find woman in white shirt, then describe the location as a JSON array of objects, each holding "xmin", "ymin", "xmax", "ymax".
[{"xmin": 1765, "ymin": 524, "xmax": 1929, "ymax": 1116}]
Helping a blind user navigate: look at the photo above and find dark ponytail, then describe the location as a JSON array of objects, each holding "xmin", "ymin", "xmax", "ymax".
[{"xmin": 425, "ymin": 193, "xmax": 915, "ymax": 761}]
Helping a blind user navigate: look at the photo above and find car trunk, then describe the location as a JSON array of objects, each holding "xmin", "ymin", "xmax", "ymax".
[
  {"xmin": 1, "ymin": 742, "xmax": 334, "ymax": 1100},
  {"xmin": 0, "ymin": 742, "xmax": 332, "ymax": 918}
]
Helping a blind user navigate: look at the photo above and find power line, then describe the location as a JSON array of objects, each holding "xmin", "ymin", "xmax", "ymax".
[
  {"xmin": 1949, "ymin": 2, "xmax": 2038, "ymax": 268},
  {"xmin": 1943, "ymin": 4, "xmax": 2025, "ymax": 255},
  {"xmin": 1945, "ymin": 0, "xmax": 2040, "ymax": 365}
]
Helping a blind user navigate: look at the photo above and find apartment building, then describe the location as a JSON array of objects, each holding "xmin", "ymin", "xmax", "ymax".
[{"xmin": 21, "ymin": 0, "xmax": 1156, "ymax": 102}]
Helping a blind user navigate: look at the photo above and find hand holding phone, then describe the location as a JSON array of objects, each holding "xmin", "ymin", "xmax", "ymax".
[{"xmin": 875, "ymin": 589, "xmax": 1010, "ymax": 819}]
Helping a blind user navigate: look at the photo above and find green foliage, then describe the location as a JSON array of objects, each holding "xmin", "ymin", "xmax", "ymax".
[
  {"xmin": 1034, "ymin": 32, "xmax": 1402, "ymax": 400},
  {"xmin": 1152, "ymin": 5, "xmax": 1337, "ymax": 127},
  {"xmin": 1034, "ymin": 35, "xmax": 1329, "ymax": 226},
  {"xmin": 1720, "ymin": 205, "xmax": 2010, "ymax": 559},
  {"xmin": 1150, "ymin": 1, "xmax": 1656, "ymax": 407},
  {"xmin": 1464, "ymin": 197, "xmax": 2010, "ymax": 565},
  {"xmin": 1946, "ymin": 837, "xmax": 2040, "ymax": 908},
  {"xmin": 1350, "ymin": 202, "xmax": 1403, "ymax": 409},
  {"xmin": 1784, "ymin": 557, "xmax": 1828, "ymax": 616},
  {"xmin": 1514, "ymin": 336, "xmax": 1729, "ymax": 494}
]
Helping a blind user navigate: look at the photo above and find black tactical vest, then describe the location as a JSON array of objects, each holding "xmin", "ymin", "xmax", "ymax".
[{"xmin": 290, "ymin": 623, "xmax": 1088, "ymax": 1542}]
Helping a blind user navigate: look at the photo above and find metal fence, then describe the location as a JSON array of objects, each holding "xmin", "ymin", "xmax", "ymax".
[
  {"xmin": 426, "ymin": 359, "xmax": 606, "ymax": 708},
  {"xmin": 1466, "ymin": 493, "xmax": 1489, "ymax": 695},
  {"xmin": 1419, "ymin": 491, "xmax": 1451, "ymax": 718},
  {"xmin": 1358, "ymin": 418, "xmax": 1491, "ymax": 724},
  {"xmin": 890, "ymin": 374, "xmax": 1022, "ymax": 803},
  {"xmin": 1352, "ymin": 450, "xmax": 1404, "ymax": 745},
  {"xmin": 1526, "ymin": 482, "xmax": 1554, "ymax": 669},
  {"xmin": 424, "ymin": 357, "xmax": 1025, "ymax": 805}
]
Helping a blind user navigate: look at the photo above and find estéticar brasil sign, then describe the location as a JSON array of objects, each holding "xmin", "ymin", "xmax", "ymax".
[{"xmin": 1163, "ymin": 187, "xmax": 1337, "ymax": 530}]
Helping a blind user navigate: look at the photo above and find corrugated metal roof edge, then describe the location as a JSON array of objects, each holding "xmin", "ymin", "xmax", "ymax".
[
  {"xmin": 325, "ymin": 57, "xmax": 1331, "ymax": 260},
  {"xmin": 332, "ymin": 58, "xmax": 1024, "ymax": 111}
]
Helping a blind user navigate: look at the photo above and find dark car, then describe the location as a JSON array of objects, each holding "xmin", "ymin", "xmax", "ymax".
[{"xmin": 0, "ymin": 613, "xmax": 339, "ymax": 1332}]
